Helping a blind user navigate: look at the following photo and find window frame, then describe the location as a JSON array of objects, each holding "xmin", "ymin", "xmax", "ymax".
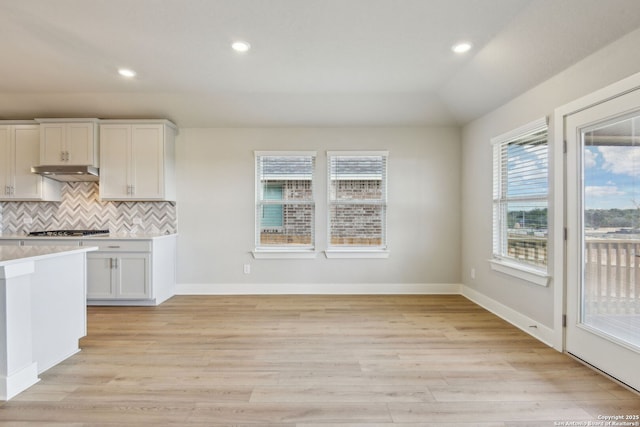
[
  {"xmin": 325, "ymin": 150, "xmax": 389, "ymax": 259},
  {"xmin": 490, "ymin": 118, "xmax": 550, "ymax": 286},
  {"xmin": 253, "ymin": 151, "xmax": 317, "ymax": 259}
]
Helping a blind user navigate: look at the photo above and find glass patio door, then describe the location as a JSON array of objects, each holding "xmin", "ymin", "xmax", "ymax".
[{"xmin": 565, "ymin": 87, "xmax": 640, "ymax": 391}]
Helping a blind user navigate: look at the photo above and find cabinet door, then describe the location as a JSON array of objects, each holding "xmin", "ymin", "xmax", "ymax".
[
  {"xmin": 87, "ymin": 254, "xmax": 116, "ymax": 299},
  {"xmin": 99, "ymin": 125, "xmax": 131, "ymax": 199},
  {"xmin": 67, "ymin": 123, "xmax": 95, "ymax": 165},
  {"xmin": 131, "ymin": 125, "xmax": 164, "ymax": 199},
  {"xmin": 0, "ymin": 126, "xmax": 11, "ymax": 197},
  {"xmin": 40, "ymin": 124, "xmax": 66, "ymax": 165},
  {"xmin": 116, "ymin": 254, "xmax": 150, "ymax": 299},
  {"xmin": 13, "ymin": 126, "xmax": 42, "ymax": 199}
]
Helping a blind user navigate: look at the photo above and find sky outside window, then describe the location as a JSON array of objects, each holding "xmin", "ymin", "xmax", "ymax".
[{"xmin": 584, "ymin": 116, "xmax": 640, "ymax": 211}]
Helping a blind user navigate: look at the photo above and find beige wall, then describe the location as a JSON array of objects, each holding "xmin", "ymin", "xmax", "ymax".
[
  {"xmin": 175, "ymin": 127, "xmax": 461, "ymax": 290},
  {"xmin": 461, "ymin": 28, "xmax": 640, "ymax": 328}
]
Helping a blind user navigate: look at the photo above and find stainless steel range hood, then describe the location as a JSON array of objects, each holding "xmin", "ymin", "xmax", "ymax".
[{"xmin": 31, "ymin": 165, "xmax": 99, "ymax": 182}]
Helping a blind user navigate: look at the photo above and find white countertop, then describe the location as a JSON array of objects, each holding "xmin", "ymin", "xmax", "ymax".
[
  {"xmin": 0, "ymin": 233, "xmax": 177, "ymax": 241},
  {"xmin": 0, "ymin": 245, "xmax": 97, "ymax": 267}
]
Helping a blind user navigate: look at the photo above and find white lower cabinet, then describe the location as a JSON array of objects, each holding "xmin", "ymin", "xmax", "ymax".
[
  {"xmin": 82, "ymin": 237, "xmax": 175, "ymax": 306},
  {"xmin": 86, "ymin": 252, "xmax": 150, "ymax": 300}
]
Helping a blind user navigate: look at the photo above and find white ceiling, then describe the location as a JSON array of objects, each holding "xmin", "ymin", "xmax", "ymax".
[{"xmin": 1, "ymin": 0, "xmax": 640, "ymax": 127}]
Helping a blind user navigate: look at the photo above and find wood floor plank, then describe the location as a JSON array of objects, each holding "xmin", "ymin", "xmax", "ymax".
[
  {"xmin": 388, "ymin": 401, "xmax": 593, "ymax": 423},
  {"xmin": 189, "ymin": 402, "xmax": 393, "ymax": 424},
  {"xmin": 0, "ymin": 294, "xmax": 637, "ymax": 425},
  {"xmin": 249, "ymin": 385, "xmax": 434, "ymax": 403}
]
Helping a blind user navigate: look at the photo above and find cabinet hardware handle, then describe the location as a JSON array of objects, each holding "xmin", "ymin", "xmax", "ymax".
[
  {"xmin": 107, "ymin": 245, "xmax": 121, "ymax": 248},
  {"xmin": 61, "ymin": 151, "xmax": 65, "ymax": 161}
]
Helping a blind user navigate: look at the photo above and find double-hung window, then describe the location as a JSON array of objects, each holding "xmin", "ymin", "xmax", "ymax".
[
  {"xmin": 254, "ymin": 152, "xmax": 316, "ymax": 255},
  {"xmin": 327, "ymin": 151, "xmax": 389, "ymax": 257},
  {"xmin": 491, "ymin": 117, "xmax": 549, "ymax": 284}
]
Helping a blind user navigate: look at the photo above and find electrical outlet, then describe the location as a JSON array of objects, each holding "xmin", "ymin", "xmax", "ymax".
[
  {"xmin": 23, "ymin": 216, "xmax": 33, "ymax": 225},
  {"xmin": 470, "ymin": 268, "xmax": 476, "ymax": 280},
  {"xmin": 243, "ymin": 264, "xmax": 251, "ymax": 274},
  {"xmin": 133, "ymin": 217, "xmax": 142, "ymax": 225}
]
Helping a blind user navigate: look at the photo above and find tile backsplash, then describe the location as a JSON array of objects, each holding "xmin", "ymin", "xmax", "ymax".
[{"xmin": 0, "ymin": 182, "xmax": 177, "ymax": 235}]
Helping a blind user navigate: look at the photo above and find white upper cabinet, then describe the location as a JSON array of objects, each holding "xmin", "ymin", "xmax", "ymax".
[
  {"xmin": 36, "ymin": 119, "xmax": 99, "ymax": 166},
  {"xmin": 99, "ymin": 120, "xmax": 177, "ymax": 201},
  {"xmin": 0, "ymin": 122, "xmax": 61, "ymax": 201}
]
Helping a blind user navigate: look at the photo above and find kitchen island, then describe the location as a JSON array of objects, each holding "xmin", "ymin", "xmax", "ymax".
[{"xmin": 0, "ymin": 245, "xmax": 96, "ymax": 400}]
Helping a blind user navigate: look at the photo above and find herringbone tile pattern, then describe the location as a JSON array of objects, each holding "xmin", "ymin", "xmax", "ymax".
[{"xmin": 0, "ymin": 182, "xmax": 177, "ymax": 234}]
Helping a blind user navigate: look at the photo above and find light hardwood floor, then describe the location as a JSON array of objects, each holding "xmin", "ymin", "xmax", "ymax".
[{"xmin": 1, "ymin": 295, "xmax": 639, "ymax": 426}]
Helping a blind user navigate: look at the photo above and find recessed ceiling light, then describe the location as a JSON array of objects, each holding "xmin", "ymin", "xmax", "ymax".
[
  {"xmin": 231, "ymin": 41, "xmax": 251, "ymax": 53},
  {"xmin": 452, "ymin": 42, "xmax": 472, "ymax": 54},
  {"xmin": 118, "ymin": 68, "xmax": 137, "ymax": 78}
]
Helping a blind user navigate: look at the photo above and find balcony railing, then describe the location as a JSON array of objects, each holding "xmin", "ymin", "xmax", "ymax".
[
  {"xmin": 507, "ymin": 235, "xmax": 547, "ymax": 267},
  {"xmin": 505, "ymin": 236, "xmax": 639, "ymax": 346},
  {"xmin": 585, "ymin": 239, "xmax": 640, "ymax": 316},
  {"xmin": 507, "ymin": 237, "xmax": 640, "ymax": 315}
]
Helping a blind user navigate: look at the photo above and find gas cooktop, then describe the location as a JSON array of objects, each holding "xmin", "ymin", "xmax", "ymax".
[{"xmin": 27, "ymin": 229, "xmax": 110, "ymax": 237}]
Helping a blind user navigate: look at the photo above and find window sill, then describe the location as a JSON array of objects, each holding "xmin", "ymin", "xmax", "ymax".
[
  {"xmin": 325, "ymin": 249, "xmax": 390, "ymax": 259},
  {"xmin": 252, "ymin": 249, "xmax": 318, "ymax": 259},
  {"xmin": 488, "ymin": 258, "xmax": 550, "ymax": 287}
]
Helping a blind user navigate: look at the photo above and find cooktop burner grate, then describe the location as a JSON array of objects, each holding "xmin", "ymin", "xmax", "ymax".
[{"xmin": 27, "ymin": 229, "xmax": 110, "ymax": 237}]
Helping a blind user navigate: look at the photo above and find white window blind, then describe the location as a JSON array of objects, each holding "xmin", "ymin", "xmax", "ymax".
[
  {"xmin": 327, "ymin": 151, "xmax": 388, "ymax": 249},
  {"xmin": 492, "ymin": 118, "xmax": 548, "ymax": 269},
  {"xmin": 255, "ymin": 152, "xmax": 316, "ymax": 249}
]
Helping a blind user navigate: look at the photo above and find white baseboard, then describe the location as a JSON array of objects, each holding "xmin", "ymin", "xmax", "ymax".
[
  {"xmin": 461, "ymin": 285, "xmax": 557, "ymax": 349},
  {"xmin": 176, "ymin": 282, "xmax": 462, "ymax": 295},
  {"xmin": 0, "ymin": 362, "xmax": 39, "ymax": 401}
]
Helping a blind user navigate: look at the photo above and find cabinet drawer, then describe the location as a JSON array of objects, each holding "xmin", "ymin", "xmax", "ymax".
[{"xmin": 81, "ymin": 239, "xmax": 151, "ymax": 252}]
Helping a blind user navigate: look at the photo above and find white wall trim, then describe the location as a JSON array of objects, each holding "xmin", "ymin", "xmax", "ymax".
[
  {"xmin": 176, "ymin": 282, "xmax": 461, "ymax": 295},
  {"xmin": 488, "ymin": 258, "xmax": 550, "ymax": 287},
  {"xmin": 461, "ymin": 285, "xmax": 559, "ymax": 350}
]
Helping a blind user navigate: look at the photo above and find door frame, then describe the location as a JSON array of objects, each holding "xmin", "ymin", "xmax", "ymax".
[{"xmin": 552, "ymin": 72, "xmax": 640, "ymax": 352}]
